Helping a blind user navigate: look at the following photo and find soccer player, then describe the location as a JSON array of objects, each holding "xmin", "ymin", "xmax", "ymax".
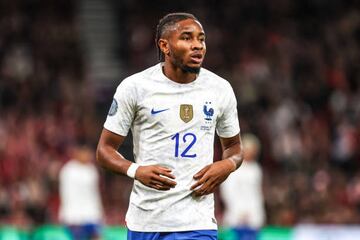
[
  {"xmin": 220, "ymin": 133, "xmax": 265, "ymax": 237},
  {"xmin": 59, "ymin": 144, "xmax": 103, "ymax": 240},
  {"xmin": 96, "ymin": 12, "xmax": 243, "ymax": 240}
]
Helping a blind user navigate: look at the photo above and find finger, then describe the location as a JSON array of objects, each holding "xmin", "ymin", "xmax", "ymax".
[
  {"xmin": 190, "ymin": 180, "xmax": 204, "ymax": 191},
  {"xmin": 193, "ymin": 165, "xmax": 210, "ymax": 179},
  {"xmin": 192, "ymin": 175, "xmax": 218, "ymax": 196},
  {"xmin": 192, "ymin": 189, "xmax": 203, "ymax": 197},
  {"xmin": 201, "ymin": 182, "xmax": 217, "ymax": 195},
  {"xmin": 152, "ymin": 183, "xmax": 171, "ymax": 191},
  {"xmin": 155, "ymin": 167, "xmax": 176, "ymax": 179},
  {"xmin": 193, "ymin": 184, "xmax": 213, "ymax": 197},
  {"xmin": 191, "ymin": 170, "xmax": 211, "ymax": 190},
  {"xmin": 207, "ymin": 181, "xmax": 218, "ymax": 193},
  {"xmin": 153, "ymin": 175, "xmax": 177, "ymax": 188},
  {"xmin": 192, "ymin": 186, "xmax": 207, "ymax": 197},
  {"xmin": 192, "ymin": 180, "xmax": 209, "ymax": 196},
  {"xmin": 149, "ymin": 179, "xmax": 172, "ymax": 191},
  {"xmin": 149, "ymin": 179, "xmax": 168, "ymax": 186},
  {"xmin": 157, "ymin": 166, "xmax": 173, "ymax": 172},
  {"xmin": 191, "ymin": 174, "xmax": 210, "ymax": 190},
  {"xmin": 159, "ymin": 171, "xmax": 176, "ymax": 180}
]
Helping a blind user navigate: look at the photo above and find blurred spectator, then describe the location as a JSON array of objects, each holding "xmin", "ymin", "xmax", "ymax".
[
  {"xmin": 220, "ymin": 133, "xmax": 265, "ymax": 229},
  {"xmin": 59, "ymin": 144, "xmax": 103, "ymax": 240}
]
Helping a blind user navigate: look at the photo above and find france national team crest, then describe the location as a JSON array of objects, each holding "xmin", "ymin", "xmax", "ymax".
[
  {"xmin": 108, "ymin": 98, "xmax": 118, "ymax": 116},
  {"xmin": 180, "ymin": 104, "xmax": 193, "ymax": 123},
  {"xmin": 200, "ymin": 102, "xmax": 214, "ymax": 131},
  {"xmin": 203, "ymin": 102, "xmax": 214, "ymax": 121}
]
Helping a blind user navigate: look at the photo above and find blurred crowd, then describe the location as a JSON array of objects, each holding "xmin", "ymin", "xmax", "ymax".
[
  {"xmin": 0, "ymin": 0, "xmax": 360, "ymax": 230},
  {"xmin": 0, "ymin": 0, "xmax": 99, "ymax": 228}
]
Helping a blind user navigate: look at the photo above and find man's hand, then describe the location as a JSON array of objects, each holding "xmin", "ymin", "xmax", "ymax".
[
  {"xmin": 135, "ymin": 165, "xmax": 177, "ymax": 191},
  {"xmin": 190, "ymin": 159, "xmax": 236, "ymax": 197}
]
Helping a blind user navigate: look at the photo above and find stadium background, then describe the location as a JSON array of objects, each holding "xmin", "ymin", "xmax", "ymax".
[{"xmin": 0, "ymin": 0, "xmax": 359, "ymax": 239}]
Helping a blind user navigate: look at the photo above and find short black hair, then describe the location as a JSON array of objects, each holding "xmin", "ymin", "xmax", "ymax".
[{"xmin": 155, "ymin": 12, "xmax": 198, "ymax": 61}]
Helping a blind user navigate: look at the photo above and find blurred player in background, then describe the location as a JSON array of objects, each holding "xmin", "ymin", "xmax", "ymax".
[
  {"xmin": 96, "ymin": 12, "xmax": 243, "ymax": 240},
  {"xmin": 220, "ymin": 133, "xmax": 265, "ymax": 238},
  {"xmin": 59, "ymin": 144, "xmax": 103, "ymax": 240}
]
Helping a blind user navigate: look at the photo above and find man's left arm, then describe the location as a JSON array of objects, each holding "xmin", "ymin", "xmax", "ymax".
[{"xmin": 191, "ymin": 134, "xmax": 243, "ymax": 196}]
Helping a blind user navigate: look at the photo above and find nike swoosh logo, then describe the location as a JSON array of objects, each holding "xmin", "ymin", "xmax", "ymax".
[{"xmin": 151, "ymin": 108, "xmax": 169, "ymax": 115}]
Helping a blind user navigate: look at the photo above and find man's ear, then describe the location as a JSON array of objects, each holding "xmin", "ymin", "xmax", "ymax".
[{"xmin": 158, "ymin": 39, "xmax": 170, "ymax": 56}]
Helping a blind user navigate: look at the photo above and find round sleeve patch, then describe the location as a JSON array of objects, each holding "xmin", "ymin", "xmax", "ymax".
[{"xmin": 108, "ymin": 98, "xmax": 118, "ymax": 116}]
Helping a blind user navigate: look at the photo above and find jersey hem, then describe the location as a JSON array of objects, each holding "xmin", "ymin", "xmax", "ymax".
[
  {"xmin": 126, "ymin": 224, "xmax": 218, "ymax": 232},
  {"xmin": 217, "ymin": 130, "xmax": 240, "ymax": 139}
]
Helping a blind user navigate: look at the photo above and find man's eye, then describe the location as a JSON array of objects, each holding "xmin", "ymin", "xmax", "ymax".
[{"xmin": 181, "ymin": 36, "xmax": 190, "ymax": 41}]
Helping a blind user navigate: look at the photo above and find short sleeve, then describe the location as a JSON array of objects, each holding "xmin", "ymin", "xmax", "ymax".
[
  {"xmin": 216, "ymin": 83, "xmax": 240, "ymax": 138},
  {"xmin": 103, "ymin": 79, "xmax": 136, "ymax": 136}
]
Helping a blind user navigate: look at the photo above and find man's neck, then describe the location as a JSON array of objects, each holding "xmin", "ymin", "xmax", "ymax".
[{"xmin": 162, "ymin": 62, "xmax": 198, "ymax": 84}]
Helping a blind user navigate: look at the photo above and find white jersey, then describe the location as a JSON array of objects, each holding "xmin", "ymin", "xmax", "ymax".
[
  {"xmin": 59, "ymin": 160, "xmax": 103, "ymax": 225},
  {"xmin": 104, "ymin": 63, "xmax": 240, "ymax": 232}
]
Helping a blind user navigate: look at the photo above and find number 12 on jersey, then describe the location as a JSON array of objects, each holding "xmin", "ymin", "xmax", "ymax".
[{"xmin": 171, "ymin": 132, "xmax": 197, "ymax": 158}]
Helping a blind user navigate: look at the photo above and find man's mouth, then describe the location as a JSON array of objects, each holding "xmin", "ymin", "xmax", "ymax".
[{"xmin": 190, "ymin": 53, "xmax": 203, "ymax": 64}]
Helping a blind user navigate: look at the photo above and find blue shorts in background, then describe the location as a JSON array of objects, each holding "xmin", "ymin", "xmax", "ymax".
[
  {"xmin": 127, "ymin": 229, "xmax": 217, "ymax": 240},
  {"xmin": 66, "ymin": 223, "xmax": 102, "ymax": 240}
]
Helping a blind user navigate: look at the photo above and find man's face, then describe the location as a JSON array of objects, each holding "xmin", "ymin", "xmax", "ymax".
[{"xmin": 164, "ymin": 19, "xmax": 206, "ymax": 74}]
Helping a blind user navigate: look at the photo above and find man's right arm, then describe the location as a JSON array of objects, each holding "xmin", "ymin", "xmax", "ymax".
[{"xmin": 96, "ymin": 128, "xmax": 177, "ymax": 190}]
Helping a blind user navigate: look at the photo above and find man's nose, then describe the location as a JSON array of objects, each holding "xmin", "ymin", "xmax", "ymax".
[{"xmin": 191, "ymin": 39, "xmax": 204, "ymax": 50}]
